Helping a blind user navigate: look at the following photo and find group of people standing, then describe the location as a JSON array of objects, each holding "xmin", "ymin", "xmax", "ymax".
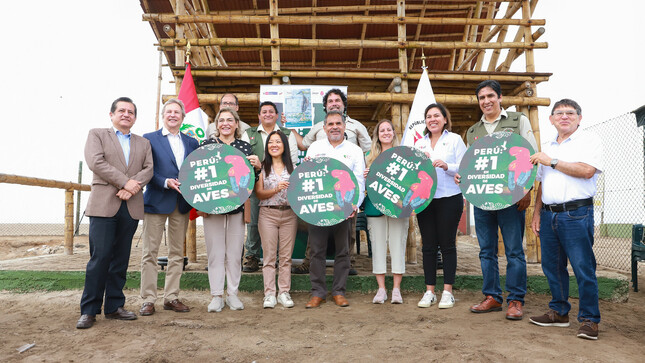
[{"xmin": 77, "ymin": 81, "xmax": 603, "ymax": 340}]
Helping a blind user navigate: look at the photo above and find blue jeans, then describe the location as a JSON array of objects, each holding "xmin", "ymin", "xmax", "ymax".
[
  {"xmin": 474, "ymin": 205, "xmax": 527, "ymax": 304},
  {"xmin": 540, "ymin": 205, "xmax": 600, "ymax": 323}
]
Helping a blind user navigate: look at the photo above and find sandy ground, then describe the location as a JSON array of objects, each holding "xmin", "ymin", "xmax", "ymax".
[{"xmin": 1, "ymin": 234, "xmax": 645, "ymax": 362}]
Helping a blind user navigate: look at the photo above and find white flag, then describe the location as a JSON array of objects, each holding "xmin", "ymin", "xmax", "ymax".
[{"xmin": 401, "ymin": 68, "xmax": 436, "ymax": 146}]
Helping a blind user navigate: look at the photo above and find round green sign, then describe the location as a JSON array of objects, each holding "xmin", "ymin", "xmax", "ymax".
[
  {"xmin": 178, "ymin": 143, "xmax": 255, "ymax": 214},
  {"xmin": 459, "ymin": 131, "xmax": 536, "ymax": 210},
  {"xmin": 366, "ymin": 146, "xmax": 437, "ymax": 218},
  {"xmin": 287, "ymin": 157, "xmax": 360, "ymax": 226}
]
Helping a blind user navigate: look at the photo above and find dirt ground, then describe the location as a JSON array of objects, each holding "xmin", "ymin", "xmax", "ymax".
[{"xmin": 1, "ymin": 235, "xmax": 644, "ymax": 362}]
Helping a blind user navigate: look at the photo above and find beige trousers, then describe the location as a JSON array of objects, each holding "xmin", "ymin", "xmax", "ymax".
[
  {"xmin": 258, "ymin": 207, "xmax": 298, "ymax": 296},
  {"xmin": 140, "ymin": 207, "xmax": 189, "ymax": 303},
  {"xmin": 203, "ymin": 211, "xmax": 245, "ymax": 296}
]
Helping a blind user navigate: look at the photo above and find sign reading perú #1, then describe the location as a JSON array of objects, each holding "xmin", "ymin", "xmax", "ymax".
[
  {"xmin": 366, "ymin": 146, "xmax": 437, "ymax": 218},
  {"xmin": 459, "ymin": 131, "xmax": 536, "ymax": 210},
  {"xmin": 287, "ymin": 157, "xmax": 360, "ymax": 226},
  {"xmin": 178, "ymin": 143, "xmax": 255, "ymax": 214}
]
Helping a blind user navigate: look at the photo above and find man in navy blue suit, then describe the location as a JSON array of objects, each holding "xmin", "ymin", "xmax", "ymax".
[{"xmin": 139, "ymin": 98, "xmax": 199, "ymax": 316}]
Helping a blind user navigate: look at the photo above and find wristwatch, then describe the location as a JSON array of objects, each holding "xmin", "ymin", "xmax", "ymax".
[{"xmin": 550, "ymin": 159, "xmax": 559, "ymax": 169}]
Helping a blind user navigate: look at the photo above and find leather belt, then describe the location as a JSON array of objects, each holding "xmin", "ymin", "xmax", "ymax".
[
  {"xmin": 264, "ymin": 205, "xmax": 291, "ymax": 210},
  {"xmin": 543, "ymin": 197, "xmax": 593, "ymax": 212}
]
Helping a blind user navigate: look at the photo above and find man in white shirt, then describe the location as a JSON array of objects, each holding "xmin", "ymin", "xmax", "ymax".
[
  {"xmin": 207, "ymin": 93, "xmax": 250, "ymax": 138},
  {"xmin": 140, "ymin": 99, "xmax": 199, "ymax": 315},
  {"xmin": 528, "ymin": 99, "xmax": 603, "ymax": 340},
  {"xmin": 304, "ymin": 111, "xmax": 365, "ymax": 308},
  {"xmin": 241, "ymin": 101, "xmax": 299, "ymax": 272},
  {"xmin": 292, "ymin": 89, "xmax": 370, "ymax": 275}
]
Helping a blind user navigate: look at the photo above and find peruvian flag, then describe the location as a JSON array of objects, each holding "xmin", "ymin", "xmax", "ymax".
[
  {"xmin": 401, "ymin": 67, "xmax": 436, "ymax": 146},
  {"xmin": 178, "ymin": 61, "xmax": 207, "ymax": 221},
  {"xmin": 177, "ymin": 62, "xmax": 207, "ymax": 142}
]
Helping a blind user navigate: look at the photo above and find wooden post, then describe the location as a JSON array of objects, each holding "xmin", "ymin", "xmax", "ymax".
[
  {"xmin": 186, "ymin": 219, "xmax": 197, "ymax": 263},
  {"xmin": 75, "ymin": 161, "xmax": 82, "ymax": 234},
  {"xmin": 521, "ymin": 0, "xmax": 535, "ymax": 73},
  {"xmin": 270, "ymin": 0, "xmax": 281, "ymax": 85},
  {"xmin": 64, "ymin": 189, "xmax": 74, "ymax": 255},
  {"xmin": 406, "ymin": 218, "xmax": 418, "ymax": 264}
]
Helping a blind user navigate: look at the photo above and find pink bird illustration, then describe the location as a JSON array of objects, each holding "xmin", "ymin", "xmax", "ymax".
[
  {"xmin": 224, "ymin": 155, "xmax": 251, "ymax": 192},
  {"xmin": 508, "ymin": 146, "xmax": 532, "ymax": 190}
]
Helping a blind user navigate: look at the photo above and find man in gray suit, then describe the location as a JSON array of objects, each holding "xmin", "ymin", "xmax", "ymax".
[{"xmin": 77, "ymin": 97, "xmax": 153, "ymax": 329}]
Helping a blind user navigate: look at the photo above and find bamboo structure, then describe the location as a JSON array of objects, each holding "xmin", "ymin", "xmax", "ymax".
[
  {"xmin": 140, "ymin": 0, "xmax": 551, "ymax": 263},
  {"xmin": 0, "ymin": 173, "xmax": 91, "ymax": 255}
]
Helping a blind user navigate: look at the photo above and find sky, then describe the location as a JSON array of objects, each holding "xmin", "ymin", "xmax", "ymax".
[{"xmin": 1, "ymin": 0, "xmax": 643, "ymax": 223}]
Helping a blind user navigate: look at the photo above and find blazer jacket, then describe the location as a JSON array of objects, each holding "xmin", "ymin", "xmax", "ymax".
[
  {"xmin": 143, "ymin": 128, "xmax": 199, "ymax": 214},
  {"xmin": 84, "ymin": 128, "xmax": 154, "ymax": 220}
]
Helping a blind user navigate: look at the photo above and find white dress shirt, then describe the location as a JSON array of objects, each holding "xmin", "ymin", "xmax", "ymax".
[
  {"xmin": 302, "ymin": 116, "xmax": 372, "ymax": 153},
  {"xmin": 414, "ymin": 129, "xmax": 467, "ymax": 199},
  {"xmin": 536, "ymin": 129, "xmax": 603, "ymax": 205},
  {"xmin": 241, "ymin": 122, "xmax": 299, "ymax": 167},
  {"xmin": 306, "ymin": 138, "xmax": 366, "ymax": 206},
  {"xmin": 162, "ymin": 127, "xmax": 185, "ymax": 189}
]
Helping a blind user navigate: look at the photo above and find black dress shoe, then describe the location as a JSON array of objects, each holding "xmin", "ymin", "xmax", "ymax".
[
  {"xmin": 76, "ymin": 314, "xmax": 96, "ymax": 329},
  {"xmin": 105, "ymin": 307, "xmax": 137, "ymax": 320},
  {"xmin": 348, "ymin": 268, "xmax": 358, "ymax": 276}
]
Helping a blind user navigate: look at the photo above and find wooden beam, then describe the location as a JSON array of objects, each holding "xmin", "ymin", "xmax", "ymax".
[
  {"xmin": 160, "ymin": 37, "xmax": 547, "ymax": 50},
  {"xmin": 455, "ymin": 6, "xmax": 474, "ymax": 70},
  {"xmin": 165, "ymin": 92, "xmax": 550, "ymax": 106},
  {"xmin": 497, "ymin": 0, "xmax": 539, "ymax": 72},
  {"xmin": 521, "ymin": 0, "xmax": 535, "ymax": 72},
  {"xmin": 209, "ymin": 4, "xmax": 473, "ymax": 16},
  {"xmin": 143, "ymin": 13, "xmax": 545, "ymax": 26},
  {"xmin": 176, "ymin": 69, "xmax": 551, "ymax": 83},
  {"xmin": 311, "ymin": 0, "xmax": 317, "ymax": 67},
  {"xmin": 0, "ymin": 173, "xmax": 91, "ymax": 191},
  {"xmin": 408, "ymin": 0, "xmax": 428, "ymax": 71}
]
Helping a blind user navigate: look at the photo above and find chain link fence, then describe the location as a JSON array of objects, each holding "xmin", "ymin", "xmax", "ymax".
[{"xmin": 587, "ymin": 111, "xmax": 645, "ymax": 271}]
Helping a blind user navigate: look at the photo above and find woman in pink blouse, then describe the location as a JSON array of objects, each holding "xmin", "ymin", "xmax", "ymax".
[{"xmin": 255, "ymin": 130, "xmax": 298, "ymax": 308}]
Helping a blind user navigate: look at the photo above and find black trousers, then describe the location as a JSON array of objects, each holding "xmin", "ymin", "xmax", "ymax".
[
  {"xmin": 80, "ymin": 201, "xmax": 139, "ymax": 315},
  {"xmin": 416, "ymin": 193, "xmax": 463, "ymax": 286}
]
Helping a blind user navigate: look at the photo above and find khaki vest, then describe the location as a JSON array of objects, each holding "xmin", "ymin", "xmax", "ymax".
[
  {"xmin": 245, "ymin": 126, "xmax": 291, "ymax": 161},
  {"xmin": 466, "ymin": 111, "xmax": 523, "ymax": 145}
]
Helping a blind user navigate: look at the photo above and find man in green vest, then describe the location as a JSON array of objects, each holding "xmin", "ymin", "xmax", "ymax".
[
  {"xmin": 241, "ymin": 101, "xmax": 299, "ymax": 272},
  {"xmin": 457, "ymin": 80, "xmax": 537, "ymax": 321}
]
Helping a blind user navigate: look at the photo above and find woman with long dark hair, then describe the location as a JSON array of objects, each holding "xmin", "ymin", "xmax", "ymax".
[
  {"xmin": 414, "ymin": 103, "xmax": 466, "ymax": 309},
  {"xmin": 255, "ymin": 130, "xmax": 298, "ymax": 308}
]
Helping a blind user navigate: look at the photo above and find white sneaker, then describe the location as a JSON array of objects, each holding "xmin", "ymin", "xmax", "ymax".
[
  {"xmin": 226, "ymin": 294, "xmax": 244, "ymax": 310},
  {"xmin": 438, "ymin": 291, "xmax": 455, "ymax": 309},
  {"xmin": 277, "ymin": 292, "xmax": 295, "ymax": 308},
  {"xmin": 208, "ymin": 296, "xmax": 224, "ymax": 312},
  {"xmin": 263, "ymin": 295, "xmax": 277, "ymax": 309},
  {"xmin": 372, "ymin": 288, "xmax": 387, "ymax": 304},
  {"xmin": 391, "ymin": 288, "xmax": 403, "ymax": 304},
  {"xmin": 417, "ymin": 290, "xmax": 437, "ymax": 308}
]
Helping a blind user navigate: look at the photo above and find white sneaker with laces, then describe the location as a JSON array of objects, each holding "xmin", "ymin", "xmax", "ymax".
[
  {"xmin": 277, "ymin": 292, "xmax": 295, "ymax": 308},
  {"xmin": 417, "ymin": 290, "xmax": 437, "ymax": 308},
  {"xmin": 263, "ymin": 295, "xmax": 277, "ymax": 309},
  {"xmin": 438, "ymin": 291, "xmax": 455, "ymax": 309},
  {"xmin": 208, "ymin": 296, "xmax": 224, "ymax": 312},
  {"xmin": 226, "ymin": 294, "xmax": 244, "ymax": 310}
]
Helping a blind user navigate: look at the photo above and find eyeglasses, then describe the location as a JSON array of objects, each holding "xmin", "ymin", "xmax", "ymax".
[
  {"xmin": 553, "ymin": 110, "xmax": 577, "ymax": 118},
  {"xmin": 221, "ymin": 102, "xmax": 237, "ymax": 107}
]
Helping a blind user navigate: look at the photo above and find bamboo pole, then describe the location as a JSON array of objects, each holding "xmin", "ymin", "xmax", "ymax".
[
  {"xmin": 311, "ymin": 0, "xmax": 317, "ymax": 67},
  {"xmin": 169, "ymin": 92, "xmax": 550, "ymax": 107},
  {"xmin": 209, "ymin": 4, "xmax": 474, "ymax": 16},
  {"xmin": 155, "ymin": 49, "xmax": 163, "ymax": 130},
  {"xmin": 75, "ymin": 161, "xmax": 82, "ymax": 233},
  {"xmin": 270, "ymin": 0, "xmax": 280, "ymax": 85},
  {"xmin": 0, "ymin": 173, "xmax": 91, "ymax": 191},
  {"xmin": 407, "ymin": 0, "xmax": 428, "ymax": 70},
  {"xmin": 173, "ymin": 69, "xmax": 551, "ymax": 83},
  {"xmin": 186, "ymin": 219, "xmax": 197, "ymax": 262},
  {"xmin": 160, "ymin": 38, "xmax": 546, "ymax": 50},
  {"xmin": 252, "ymin": 0, "xmax": 265, "ymax": 67},
  {"xmin": 456, "ymin": 7, "xmax": 473, "ymax": 68},
  {"xmin": 497, "ymin": 0, "xmax": 539, "ymax": 72},
  {"xmin": 501, "ymin": 27, "xmax": 545, "ymax": 70},
  {"xmin": 356, "ymin": 0, "xmax": 370, "ymax": 68},
  {"xmin": 522, "ymin": 0, "xmax": 535, "ymax": 73},
  {"xmin": 64, "ymin": 189, "xmax": 74, "ymax": 255},
  {"xmin": 487, "ymin": 25, "xmax": 508, "ymax": 71},
  {"xmin": 143, "ymin": 13, "xmax": 545, "ymax": 27}
]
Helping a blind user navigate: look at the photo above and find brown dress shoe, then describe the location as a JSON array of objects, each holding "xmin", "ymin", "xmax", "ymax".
[
  {"xmin": 164, "ymin": 299, "xmax": 190, "ymax": 312},
  {"xmin": 305, "ymin": 296, "xmax": 326, "ymax": 309},
  {"xmin": 76, "ymin": 314, "xmax": 96, "ymax": 329},
  {"xmin": 470, "ymin": 295, "xmax": 502, "ymax": 313},
  {"xmin": 105, "ymin": 307, "xmax": 137, "ymax": 320},
  {"xmin": 140, "ymin": 302, "xmax": 155, "ymax": 316},
  {"xmin": 332, "ymin": 295, "xmax": 350, "ymax": 307},
  {"xmin": 506, "ymin": 300, "xmax": 524, "ymax": 320}
]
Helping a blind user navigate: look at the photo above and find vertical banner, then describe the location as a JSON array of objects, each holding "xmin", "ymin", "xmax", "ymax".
[{"xmin": 401, "ymin": 68, "xmax": 436, "ymax": 147}]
